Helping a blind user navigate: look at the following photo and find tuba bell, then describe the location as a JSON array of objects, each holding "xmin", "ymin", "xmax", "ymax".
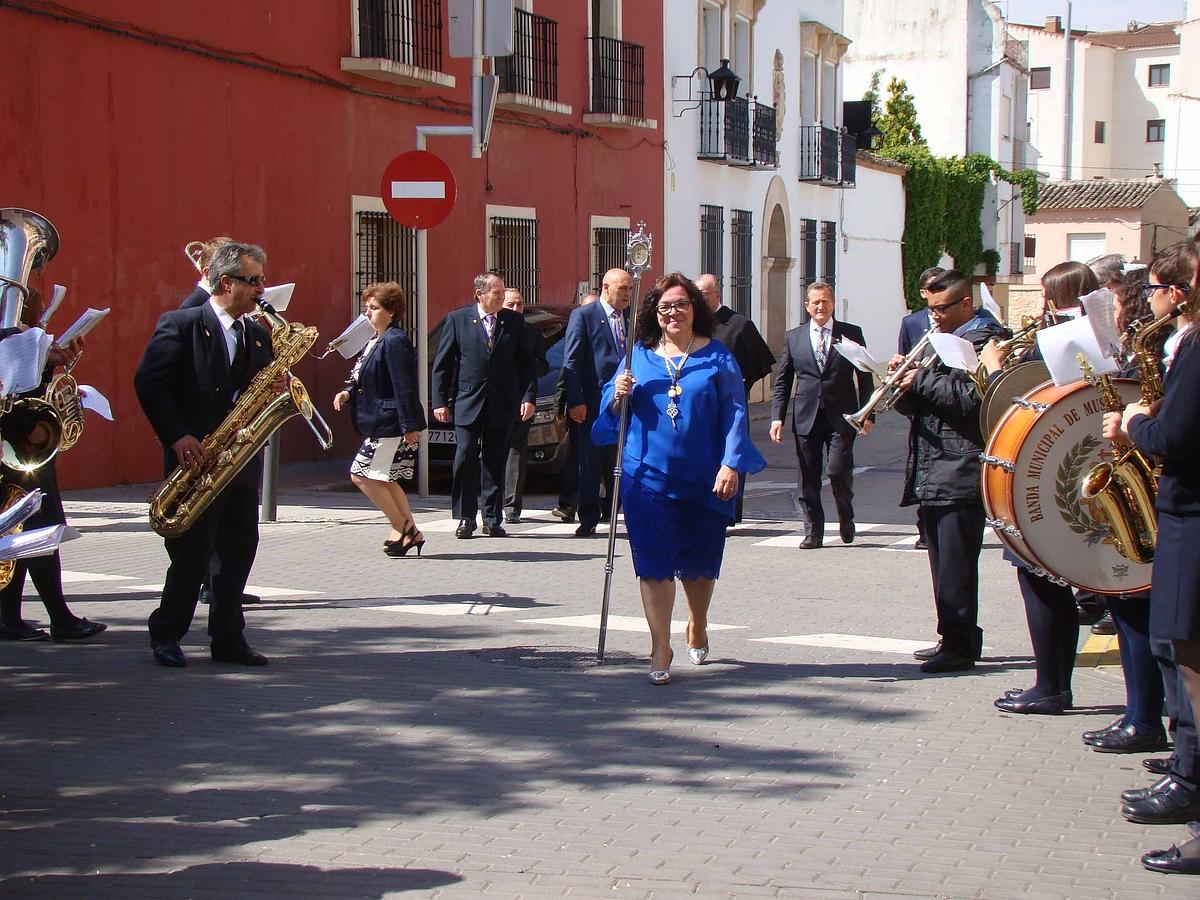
[{"xmin": 0, "ymin": 208, "xmax": 60, "ymax": 330}]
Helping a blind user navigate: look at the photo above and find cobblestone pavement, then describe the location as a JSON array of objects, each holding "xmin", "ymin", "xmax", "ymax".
[{"xmin": 0, "ymin": 410, "xmax": 1186, "ymax": 898}]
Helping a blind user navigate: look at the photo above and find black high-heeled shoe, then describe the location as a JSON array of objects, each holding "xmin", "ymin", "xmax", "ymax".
[{"xmin": 387, "ymin": 524, "xmax": 425, "ymax": 558}]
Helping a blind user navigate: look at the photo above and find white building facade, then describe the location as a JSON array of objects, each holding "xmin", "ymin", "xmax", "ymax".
[
  {"xmin": 1164, "ymin": 4, "xmax": 1200, "ymax": 210},
  {"xmin": 662, "ymin": 0, "xmax": 908, "ymax": 371}
]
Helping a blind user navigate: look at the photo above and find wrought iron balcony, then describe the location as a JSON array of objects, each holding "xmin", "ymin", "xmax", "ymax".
[
  {"xmin": 356, "ymin": 0, "xmax": 443, "ymax": 71},
  {"xmin": 588, "ymin": 36, "xmax": 646, "ymax": 119},
  {"xmin": 496, "ymin": 8, "xmax": 559, "ymax": 102},
  {"xmin": 752, "ymin": 101, "xmax": 779, "ymax": 167},
  {"xmin": 798, "ymin": 125, "xmax": 856, "ymax": 187},
  {"xmin": 698, "ymin": 97, "xmax": 778, "ymax": 167}
]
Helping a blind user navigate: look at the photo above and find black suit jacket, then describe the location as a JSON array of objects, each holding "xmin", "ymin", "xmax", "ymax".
[
  {"xmin": 179, "ymin": 284, "xmax": 211, "ymax": 310},
  {"xmin": 134, "ymin": 302, "xmax": 273, "ymax": 483},
  {"xmin": 771, "ymin": 320, "xmax": 873, "ymax": 435},
  {"xmin": 713, "ymin": 305, "xmax": 775, "ymax": 387},
  {"xmin": 898, "ymin": 308, "xmax": 931, "ymax": 354},
  {"xmin": 350, "ymin": 326, "xmax": 427, "ymax": 439},
  {"xmin": 431, "ymin": 304, "xmax": 535, "ymax": 428}
]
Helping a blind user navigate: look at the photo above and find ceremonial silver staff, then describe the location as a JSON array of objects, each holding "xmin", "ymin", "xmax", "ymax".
[{"xmin": 597, "ymin": 222, "xmax": 652, "ymax": 662}]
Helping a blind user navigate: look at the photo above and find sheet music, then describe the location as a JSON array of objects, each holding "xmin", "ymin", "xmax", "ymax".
[
  {"xmin": 0, "ymin": 327, "xmax": 53, "ymax": 395},
  {"xmin": 77, "ymin": 384, "xmax": 114, "ymax": 421},
  {"xmin": 56, "ymin": 308, "xmax": 110, "ymax": 345},
  {"xmin": 833, "ymin": 337, "xmax": 887, "ymax": 378},
  {"xmin": 1081, "ymin": 288, "xmax": 1120, "ymax": 358},
  {"xmin": 979, "ymin": 282, "xmax": 1003, "ymax": 320},
  {"xmin": 329, "ymin": 314, "xmax": 375, "ymax": 359},
  {"xmin": 38, "ymin": 285, "xmax": 67, "ymax": 327},
  {"xmin": 0, "ymin": 489, "xmax": 44, "ymax": 537},
  {"xmin": 0, "ymin": 524, "xmax": 80, "ymax": 561},
  {"xmin": 1037, "ymin": 316, "xmax": 1119, "ymax": 386},
  {"xmin": 927, "ymin": 332, "xmax": 980, "ymax": 372},
  {"xmin": 261, "ymin": 283, "xmax": 295, "ymax": 313}
]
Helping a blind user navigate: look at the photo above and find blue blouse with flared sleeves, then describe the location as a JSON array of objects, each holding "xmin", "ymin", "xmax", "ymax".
[{"xmin": 591, "ymin": 340, "xmax": 767, "ymax": 517}]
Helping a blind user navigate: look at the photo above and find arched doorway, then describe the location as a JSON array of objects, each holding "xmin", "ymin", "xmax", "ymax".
[{"xmin": 759, "ymin": 176, "xmax": 794, "ymax": 399}]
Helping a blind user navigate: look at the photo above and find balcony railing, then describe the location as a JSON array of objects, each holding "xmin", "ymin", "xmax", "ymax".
[
  {"xmin": 798, "ymin": 125, "xmax": 855, "ymax": 187},
  {"xmin": 698, "ymin": 97, "xmax": 777, "ymax": 167},
  {"xmin": 356, "ymin": 0, "xmax": 443, "ymax": 71},
  {"xmin": 495, "ymin": 8, "xmax": 559, "ymax": 101},
  {"xmin": 588, "ymin": 36, "xmax": 645, "ymax": 119}
]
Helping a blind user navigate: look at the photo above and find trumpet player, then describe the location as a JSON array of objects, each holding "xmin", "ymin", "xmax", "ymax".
[
  {"xmin": 893, "ymin": 270, "xmax": 1006, "ymax": 674},
  {"xmin": 134, "ymin": 242, "xmax": 275, "ymax": 669}
]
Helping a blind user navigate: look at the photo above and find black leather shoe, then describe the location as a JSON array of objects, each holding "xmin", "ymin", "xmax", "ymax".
[
  {"xmin": 1121, "ymin": 775, "xmax": 1174, "ymax": 804},
  {"xmin": 551, "ymin": 506, "xmax": 576, "ymax": 522},
  {"xmin": 1082, "ymin": 717, "xmax": 1127, "ymax": 745},
  {"xmin": 994, "ymin": 691, "xmax": 1071, "ymax": 715},
  {"xmin": 152, "ymin": 640, "xmax": 186, "ymax": 668},
  {"xmin": 504, "ymin": 514, "xmax": 521, "ymax": 524},
  {"xmin": 1123, "ymin": 779, "xmax": 1200, "ymax": 824},
  {"xmin": 1091, "ymin": 612, "xmax": 1117, "ymax": 635},
  {"xmin": 1092, "ymin": 723, "xmax": 1170, "ymax": 754},
  {"xmin": 839, "ymin": 520, "xmax": 855, "ymax": 544},
  {"xmin": 50, "ymin": 618, "xmax": 107, "ymax": 642},
  {"xmin": 1077, "ymin": 598, "xmax": 1107, "ymax": 626},
  {"xmin": 211, "ymin": 640, "xmax": 268, "ymax": 666},
  {"xmin": 913, "ymin": 641, "xmax": 942, "ymax": 661},
  {"xmin": 799, "ymin": 534, "xmax": 823, "ymax": 550},
  {"xmin": 1141, "ymin": 844, "xmax": 1200, "ymax": 875},
  {"xmin": 241, "ymin": 593, "xmax": 261, "ymax": 605},
  {"xmin": 455, "ymin": 519, "xmax": 476, "ymax": 539},
  {"xmin": 575, "ymin": 523, "xmax": 597, "ymax": 537},
  {"xmin": 914, "ymin": 536, "xmax": 927, "ymax": 550},
  {"xmin": 919, "ymin": 650, "xmax": 975, "ymax": 674},
  {"xmin": 0, "ymin": 620, "xmax": 50, "ymax": 641},
  {"xmin": 481, "ymin": 524, "xmax": 507, "ymax": 537},
  {"xmin": 1145, "ymin": 757, "xmax": 1172, "ymax": 775}
]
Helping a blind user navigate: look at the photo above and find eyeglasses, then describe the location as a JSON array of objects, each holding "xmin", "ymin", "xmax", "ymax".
[
  {"xmin": 1140, "ymin": 282, "xmax": 1191, "ymax": 299},
  {"xmin": 656, "ymin": 301, "xmax": 692, "ymax": 315},
  {"xmin": 928, "ymin": 297, "xmax": 969, "ymax": 316},
  {"xmin": 227, "ymin": 274, "xmax": 267, "ymax": 288}
]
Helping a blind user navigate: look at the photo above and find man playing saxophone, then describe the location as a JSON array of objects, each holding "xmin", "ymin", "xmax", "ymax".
[{"xmin": 134, "ymin": 242, "xmax": 275, "ymax": 668}]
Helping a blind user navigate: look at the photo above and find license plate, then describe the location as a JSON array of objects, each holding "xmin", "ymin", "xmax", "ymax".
[{"xmin": 428, "ymin": 429, "xmax": 456, "ymax": 444}]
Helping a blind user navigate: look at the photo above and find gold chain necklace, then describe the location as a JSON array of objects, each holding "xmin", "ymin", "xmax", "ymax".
[{"xmin": 660, "ymin": 334, "xmax": 696, "ymax": 429}]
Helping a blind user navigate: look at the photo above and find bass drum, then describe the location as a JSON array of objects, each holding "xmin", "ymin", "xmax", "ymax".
[
  {"xmin": 979, "ymin": 360, "xmax": 1049, "ymax": 439},
  {"xmin": 981, "ymin": 378, "xmax": 1151, "ymax": 595}
]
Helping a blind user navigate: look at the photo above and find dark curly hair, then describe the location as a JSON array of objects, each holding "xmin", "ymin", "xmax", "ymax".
[{"xmin": 635, "ymin": 273, "xmax": 715, "ymax": 348}]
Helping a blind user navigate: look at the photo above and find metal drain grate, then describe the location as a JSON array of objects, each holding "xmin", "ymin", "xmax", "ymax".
[{"xmin": 473, "ymin": 645, "xmax": 638, "ymax": 670}]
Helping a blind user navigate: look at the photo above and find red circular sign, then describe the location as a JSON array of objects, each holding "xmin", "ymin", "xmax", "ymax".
[{"xmin": 380, "ymin": 150, "xmax": 457, "ymax": 230}]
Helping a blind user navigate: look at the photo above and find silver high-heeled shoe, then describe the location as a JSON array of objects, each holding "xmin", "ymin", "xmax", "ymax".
[
  {"xmin": 648, "ymin": 649, "xmax": 673, "ymax": 684},
  {"xmin": 687, "ymin": 645, "xmax": 709, "ymax": 666}
]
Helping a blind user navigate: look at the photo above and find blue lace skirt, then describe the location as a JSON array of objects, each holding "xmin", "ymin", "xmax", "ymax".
[{"xmin": 620, "ymin": 478, "xmax": 729, "ymax": 581}]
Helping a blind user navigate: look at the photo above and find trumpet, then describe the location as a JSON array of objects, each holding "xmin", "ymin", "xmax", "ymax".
[
  {"xmin": 844, "ymin": 330, "xmax": 935, "ymax": 435},
  {"xmin": 184, "ymin": 241, "xmax": 205, "ymax": 274}
]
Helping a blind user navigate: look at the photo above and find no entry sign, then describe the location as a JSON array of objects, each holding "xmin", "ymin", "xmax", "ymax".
[{"xmin": 380, "ymin": 151, "xmax": 457, "ymax": 230}]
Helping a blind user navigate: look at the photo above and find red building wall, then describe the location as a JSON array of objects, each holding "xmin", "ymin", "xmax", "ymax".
[{"xmin": 0, "ymin": 0, "xmax": 664, "ymax": 488}]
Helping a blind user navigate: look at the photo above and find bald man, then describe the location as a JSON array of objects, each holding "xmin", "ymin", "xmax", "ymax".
[{"xmin": 562, "ymin": 268, "xmax": 633, "ymax": 536}]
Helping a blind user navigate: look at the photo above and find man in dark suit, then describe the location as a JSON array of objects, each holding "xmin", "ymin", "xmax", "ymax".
[
  {"xmin": 134, "ymin": 242, "xmax": 275, "ymax": 668},
  {"xmin": 432, "ymin": 272, "xmax": 536, "ymax": 538},
  {"xmin": 179, "ymin": 235, "xmax": 234, "ymax": 310},
  {"xmin": 770, "ymin": 281, "xmax": 873, "ymax": 549},
  {"xmin": 562, "ymin": 268, "xmax": 632, "ymax": 536},
  {"xmin": 502, "ymin": 288, "xmax": 548, "ymax": 524},
  {"xmin": 897, "ymin": 266, "xmax": 941, "ymax": 551}
]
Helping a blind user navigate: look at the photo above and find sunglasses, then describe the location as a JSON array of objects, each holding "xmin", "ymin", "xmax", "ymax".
[{"xmin": 227, "ymin": 274, "xmax": 267, "ymax": 288}]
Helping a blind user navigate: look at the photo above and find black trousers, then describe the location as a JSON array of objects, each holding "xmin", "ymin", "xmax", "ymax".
[
  {"xmin": 452, "ymin": 418, "xmax": 511, "ymax": 526},
  {"xmin": 794, "ymin": 414, "xmax": 855, "ymax": 531},
  {"xmin": 1174, "ymin": 640, "xmax": 1200, "ymax": 791},
  {"xmin": 919, "ymin": 502, "xmax": 985, "ymax": 659},
  {"xmin": 1153, "ymin": 635, "xmax": 1199, "ymax": 787},
  {"xmin": 0, "ymin": 462, "xmax": 71, "ymax": 627},
  {"xmin": 575, "ymin": 418, "xmax": 616, "ymax": 529},
  {"xmin": 1015, "ymin": 566, "xmax": 1079, "ymax": 696},
  {"xmin": 504, "ymin": 419, "xmax": 531, "ymax": 517},
  {"xmin": 149, "ymin": 482, "xmax": 257, "ymax": 645}
]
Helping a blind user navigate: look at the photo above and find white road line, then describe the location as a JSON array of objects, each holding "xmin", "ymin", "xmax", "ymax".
[
  {"xmin": 60, "ymin": 570, "xmax": 137, "ymax": 583},
  {"xmin": 122, "ymin": 584, "xmax": 322, "ymax": 598},
  {"xmin": 752, "ymin": 633, "xmax": 931, "ymax": 654},
  {"xmin": 518, "ymin": 614, "xmax": 745, "ymax": 634},
  {"xmin": 366, "ymin": 601, "xmax": 527, "ymax": 616}
]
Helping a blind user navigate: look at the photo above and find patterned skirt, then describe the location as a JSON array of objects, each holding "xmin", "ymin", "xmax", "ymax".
[
  {"xmin": 350, "ymin": 436, "xmax": 416, "ymax": 484},
  {"xmin": 620, "ymin": 478, "xmax": 729, "ymax": 581}
]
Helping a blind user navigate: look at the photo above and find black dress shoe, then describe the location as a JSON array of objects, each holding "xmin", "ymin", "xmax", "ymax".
[
  {"xmin": 241, "ymin": 593, "xmax": 261, "ymax": 605},
  {"xmin": 1091, "ymin": 611, "xmax": 1117, "ymax": 635},
  {"xmin": 50, "ymin": 618, "xmax": 108, "ymax": 642},
  {"xmin": 994, "ymin": 691, "xmax": 1071, "ymax": 715},
  {"xmin": 575, "ymin": 523, "xmax": 597, "ymax": 537},
  {"xmin": 504, "ymin": 513, "xmax": 522, "ymax": 524},
  {"xmin": 481, "ymin": 524, "xmax": 507, "ymax": 537},
  {"xmin": 839, "ymin": 520, "xmax": 855, "ymax": 544},
  {"xmin": 914, "ymin": 536, "xmax": 927, "ymax": 550},
  {"xmin": 1142, "ymin": 844, "xmax": 1200, "ymax": 875},
  {"xmin": 1076, "ymin": 599, "xmax": 1107, "ymax": 626},
  {"xmin": 919, "ymin": 650, "xmax": 975, "ymax": 674},
  {"xmin": 1145, "ymin": 757, "xmax": 1172, "ymax": 775},
  {"xmin": 913, "ymin": 641, "xmax": 942, "ymax": 661},
  {"xmin": 1091, "ymin": 723, "xmax": 1170, "ymax": 754},
  {"xmin": 1123, "ymin": 779, "xmax": 1200, "ymax": 824},
  {"xmin": 0, "ymin": 620, "xmax": 50, "ymax": 641},
  {"xmin": 799, "ymin": 534, "xmax": 823, "ymax": 550},
  {"xmin": 211, "ymin": 640, "xmax": 268, "ymax": 666},
  {"xmin": 1082, "ymin": 717, "xmax": 1127, "ymax": 745},
  {"xmin": 455, "ymin": 519, "xmax": 476, "ymax": 539},
  {"xmin": 1121, "ymin": 775, "xmax": 1174, "ymax": 804},
  {"xmin": 152, "ymin": 641, "xmax": 187, "ymax": 668},
  {"xmin": 551, "ymin": 506, "xmax": 576, "ymax": 522}
]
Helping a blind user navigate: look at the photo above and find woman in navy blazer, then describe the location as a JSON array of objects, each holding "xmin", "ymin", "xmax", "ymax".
[
  {"xmin": 1105, "ymin": 240, "xmax": 1200, "ymax": 873},
  {"xmin": 333, "ymin": 283, "xmax": 427, "ymax": 557}
]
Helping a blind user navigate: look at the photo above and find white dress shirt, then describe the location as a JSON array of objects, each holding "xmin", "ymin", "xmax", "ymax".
[
  {"xmin": 207, "ymin": 298, "xmax": 245, "ymax": 365},
  {"xmin": 809, "ymin": 320, "xmax": 833, "ymax": 360}
]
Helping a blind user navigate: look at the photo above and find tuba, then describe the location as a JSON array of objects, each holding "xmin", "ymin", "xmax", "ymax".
[{"xmin": 147, "ymin": 299, "xmax": 333, "ymax": 538}]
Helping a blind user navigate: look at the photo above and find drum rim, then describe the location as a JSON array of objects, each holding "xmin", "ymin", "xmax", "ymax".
[{"xmin": 980, "ymin": 360, "xmax": 1050, "ymax": 439}]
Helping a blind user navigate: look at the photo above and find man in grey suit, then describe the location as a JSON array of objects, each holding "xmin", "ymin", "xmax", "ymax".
[{"xmin": 770, "ymin": 282, "xmax": 874, "ymax": 549}]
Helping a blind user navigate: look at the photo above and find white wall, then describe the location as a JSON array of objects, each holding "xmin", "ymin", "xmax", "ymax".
[
  {"xmin": 1165, "ymin": 16, "xmax": 1200, "ymax": 204},
  {"xmin": 839, "ymin": 162, "xmax": 907, "ymax": 353}
]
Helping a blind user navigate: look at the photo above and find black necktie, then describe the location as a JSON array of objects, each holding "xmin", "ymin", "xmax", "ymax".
[{"xmin": 230, "ymin": 320, "xmax": 247, "ymax": 388}]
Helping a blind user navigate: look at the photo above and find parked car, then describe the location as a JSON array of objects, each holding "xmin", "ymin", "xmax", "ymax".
[{"xmin": 426, "ymin": 304, "xmax": 574, "ymax": 473}]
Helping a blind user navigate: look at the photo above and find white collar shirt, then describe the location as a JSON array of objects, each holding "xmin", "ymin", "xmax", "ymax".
[
  {"xmin": 809, "ymin": 319, "xmax": 834, "ymax": 355},
  {"xmin": 208, "ymin": 298, "xmax": 245, "ymax": 365}
]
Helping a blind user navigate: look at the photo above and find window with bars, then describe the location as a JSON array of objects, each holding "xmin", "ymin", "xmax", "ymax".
[
  {"xmin": 821, "ymin": 221, "xmax": 837, "ymax": 289},
  {"xmin": 356, "ymin": 0, "xmax": 444, "ymax": 71},
  {"xmin": 355, "ymin": 210, "xmax": 418, "ymax": 330},
  {"xmin": 799, "ymin": 218, "xmax": 818, "ymax": 290},
  {"xmin": 489, "ymin": 216, "xmax": 540, "ymax": 304},
  {"xmin": 700, "ymin": 205, "xmax": 724, "ymax": 285},
  {"xmin": 592, "ymin": 227, "xmax": 629, "ymax": 292},
  {"xmin": 730, "ymin": 210, "xmax": 753, "ymax": 317}
]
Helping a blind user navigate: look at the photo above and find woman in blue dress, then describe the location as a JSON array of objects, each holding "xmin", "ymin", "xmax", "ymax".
[{"xmin": 593, "ymin": 273, "xmax": 765, "ymax": 685}]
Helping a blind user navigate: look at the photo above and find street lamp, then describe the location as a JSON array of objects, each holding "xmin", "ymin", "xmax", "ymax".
[{"xmin": 671, "ymin": 59, "xmax": 742, "ymax": 116}]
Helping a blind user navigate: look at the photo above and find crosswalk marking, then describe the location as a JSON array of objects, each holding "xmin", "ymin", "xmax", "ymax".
[
  {"xmin": 121, "ymin": 584, "xmax": 322, "ymax": 598},
  {"xmin": 366, "ymin": 600, "xmax": 527, "ymax": 616},
  {"xmin": 752, "ymin": 633, "xmax": 930, "ymax": 655},
  {"xmin": 518, "ymin": 614, "xmax": 744, "ymax": 634},
  {"xmin": 60, "ymin": 570, "xmax": 136, "ymax": 583}
]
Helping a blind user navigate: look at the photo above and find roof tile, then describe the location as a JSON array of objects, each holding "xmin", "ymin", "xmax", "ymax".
[{"xmin": 1035, "ymin": 179, "xmax": 1166, "ymax": 211}]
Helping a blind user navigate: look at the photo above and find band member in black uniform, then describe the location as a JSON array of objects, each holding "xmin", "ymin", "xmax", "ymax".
[{"xmin": 134, "ymin": 242, "xmax": 274, "ymax": 668}]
